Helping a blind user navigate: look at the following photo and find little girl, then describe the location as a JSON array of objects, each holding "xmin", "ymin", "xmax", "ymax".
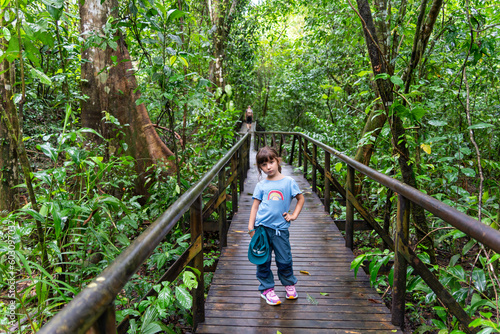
[{"xmin": 248, "ymin": 146, "xmax": 305, "ymax": 305}]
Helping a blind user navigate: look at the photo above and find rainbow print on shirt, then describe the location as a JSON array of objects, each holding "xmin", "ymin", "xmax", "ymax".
[{"xmin": 268, "ymin": 190, "xmax": 284, "ymax": 201}]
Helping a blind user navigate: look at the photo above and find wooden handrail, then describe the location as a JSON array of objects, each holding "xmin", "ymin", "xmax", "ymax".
[
  {"xmin": 38, "ymin": 133, "xmax": 251, "ymax": 334},
  {"xmin": 255, "ymin": 131, "xmax": 500, "ymax": 333}
]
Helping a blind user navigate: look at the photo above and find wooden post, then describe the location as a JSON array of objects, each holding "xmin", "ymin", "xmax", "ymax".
[
  {"xmin": 303, "ymin": 140, "xmax": 308, "ymax": 180},
  {"xmin": 392, "ymin": 194, "xmax": 409, "ymax": 327},
  {"xmin": 245, "ymin": 137, "xmax": 252, "ymax": 172},
  {"xmin": 289, "ymin": 135, "xmax": 296, "ymax": 165},
  {"xmin": 324, "ymin": 151, "xmax": 331, "ymax": 213},
  {"xmin": 218, "ymin": 165, "xmax": 227, "ymax": 248},
  {"xmin": 230, "ymin": 154, "xmax": 238, "ymax": 217},
  {"xmin": 263, "ymin": 134, "xmax": 267, "ymax": 147},
  {"xmin": 312, "ymin": 144, "xmax": 317, "ymax": 193},
  {"xmin": 278, "ymin": 134, "xmax": 284, "ymax": 157},
  {"xmin": 238, "ymin": 146, "xmax": 244, "ymax": 194},
  {"xmin": 298, "ymin": 136, "xmax": 302, "ymax": 167},
  {"xmin": 272, "ymin": 133, "xmax": 276, "ymax": 148},
  {"xmin": 86, "ymin": 303, "xmax": 116, "ymax": 334},
  {"xmin": 345, "ymin": 166, "xmax": 355, "ymax": 249},
  {"xmin": 190, "ymin": 195, "xmax": 205, "ymax": 328}
]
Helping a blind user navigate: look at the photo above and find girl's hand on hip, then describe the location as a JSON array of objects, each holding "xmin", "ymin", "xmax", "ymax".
[{"xmin": 283, "ymin": 212, "xmax": 296, "ymax": 222}]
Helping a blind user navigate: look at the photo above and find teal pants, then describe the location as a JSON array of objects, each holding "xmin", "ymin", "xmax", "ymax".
[{"xmin": 256, "ymin": 226, "xmax": 297, "ymax": 292}]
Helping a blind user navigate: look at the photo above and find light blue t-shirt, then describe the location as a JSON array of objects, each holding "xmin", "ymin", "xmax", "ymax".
[{"xmin": 252, "ymin": 176, "xmax": 302, "ymax": 230}]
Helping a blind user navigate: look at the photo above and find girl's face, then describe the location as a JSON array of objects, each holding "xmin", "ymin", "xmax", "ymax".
[{"xmin": 260, "ymin": 159, "xmax": 279, "ymax": 178}]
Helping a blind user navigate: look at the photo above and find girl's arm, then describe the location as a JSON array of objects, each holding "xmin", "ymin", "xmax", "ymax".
[
  {"xmin": 248, "ymin": 199, "xmax": 261, "ymax": 237},
  {"xmin": 283, "ymin": 193, "xmax": 305, "ymax": 222}
]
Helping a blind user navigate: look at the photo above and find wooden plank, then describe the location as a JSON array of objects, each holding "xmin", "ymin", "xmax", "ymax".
[{"xmin": 197, "ymin": 326, "xmax": 401, "ymax": 334}]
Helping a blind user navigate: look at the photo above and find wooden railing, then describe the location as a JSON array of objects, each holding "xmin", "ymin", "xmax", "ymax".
[
  {"xmin": 255, "ymin": 131, "xmax": 500, "ymax": 333},
  {"xmin": 38, "ymin": 133, "xmax": 251, "ymax": 334}
]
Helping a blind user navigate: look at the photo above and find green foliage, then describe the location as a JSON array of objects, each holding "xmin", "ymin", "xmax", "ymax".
[{"xmin": 121, "ymin": 269, "xmax": 199, "ymax": 334}]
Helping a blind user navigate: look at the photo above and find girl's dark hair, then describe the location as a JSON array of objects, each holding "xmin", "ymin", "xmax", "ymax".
[{"xmin": 256, "ymin": 146, "xmax": 282, "ymax": 177}]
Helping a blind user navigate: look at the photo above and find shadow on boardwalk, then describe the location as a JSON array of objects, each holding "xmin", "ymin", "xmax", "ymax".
[{"xmin": 196, "ymin": 133, "xmax": 402, "ymax": 334}]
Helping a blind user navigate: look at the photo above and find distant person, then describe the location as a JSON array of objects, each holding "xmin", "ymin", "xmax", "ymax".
[
  {"xmin": 248, "ymin": 146, "xmax": 305, "ymax": 305},
  {"xmin": 245, "ymin": 106, "xmax": 253, "ymax": 131}
]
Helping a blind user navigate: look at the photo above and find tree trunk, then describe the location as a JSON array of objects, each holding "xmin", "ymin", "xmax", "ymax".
[
  {"xmin": 80, "ymin": 0, "xmax": 175, "ymax": 195},
  {"xmin": 207, "ymin": 0, "xmax": 240, "ymax": 91},
  {"xmin": 262, "ymin": 78, "xmax": 270, "ymax": 119},
  {"xmin": 355, "ymin": 0, "xmax": 437, "ymax": 263},
  {"xmin": 0, "ymin": 57, "xmax": 19, "ymax": 212},
  {"xmin": 352, "ymin": 0, "xmax": 393, "ymax": 195}
]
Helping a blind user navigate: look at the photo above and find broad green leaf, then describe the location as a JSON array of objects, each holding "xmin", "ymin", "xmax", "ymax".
[
  {"xmin": 449, "ymin": 265, "xmax": 466, "ymax": 281},
  {"xmin": 175, "ymin": 286, "xmax": 192, "ymax": 309},
  {"xmin": 461, "ymin": 168, "xmax": 476, "ymax": 177},
  {"xmin": 23, "ymin": 38, "xmax": 41, "ymax": 66},
  {"xmin": 487, "ymin": 253, "xmax": 499, "ymax": 264},
  {"xmin": 335, "ymin": 162, "xmax": 342, "ymax": 172},
  {"xmin": 467, "ymin": 122, "xmax": 494, "ymax": 130},
  {"xmin": 46, "ymin": 5, "xmax": 63, "ymax": 20},
  {"xmin": 108, "ymin": 40, "xmax": 118, "ymax": 51},
  {"xmin": 157, "ymin": 285, "xmax": 173, "ymax": 309},
  {"xmin": 166, "ymin": 9, "xmax": 186, "ymax": 21},
  {"xmin": 390, "ymin": 75, "xmax": 404, "ymax": 86},
  {"xmin": 23, "ymin": 208, "xmax": 45, "ymax": 222},
  {"xmin": 472, "ymin": 268, "xmax": 487, "ymax": 292},
  {"xmin": 182, "ymin": 270, "xmax": 198, "ymax": 290},
  {"xmin": 37, "ymin": 142, "xmax": 58, "ymax": 161},
  {"xmin": 357, "ymin": 70, "xmax": 372, "ymax": 77},
  {"xmin": 41, "ymin": 0, "xmax": 64, "ymax": 7},
  {"xmin": 141, "ymin": 323, "xmax": 164, "ymax": 334},
  {"xmin": 52, "ymin": 203, "xmax": 62, "ymax": 239},
  {"xmin": 5, "ymin": 36, "xmax": 20, "ymax": 62},
  {"xmin": 2, "ymin": 27, "xmax": 10, "ymax": 41},
  {"xmin": 374, "ymin": 73, "xmax": 390, "ymax": 80},
  {"xmin": 428, "ymin": 120, "xmax": 447, "ymax": 127},
  {"xmin": 30, "ymin": 68, "xmax": 52, "ymax": 85},
  {"xmin": 411, "ymin": 106, "xmax": 427, "ymax": 120},
  {"xmin": 350, "ymin": 254, "xmax": 366, "ymax": 278}
]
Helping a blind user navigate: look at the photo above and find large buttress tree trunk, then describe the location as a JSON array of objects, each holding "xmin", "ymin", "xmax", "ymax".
[
  {"xmin": 355, "ymin": 0, "xmax": 438, "ymax": 263},
  {"xmin": 80, "ymin": 0, "xmax": 175, "ymax": 195}
]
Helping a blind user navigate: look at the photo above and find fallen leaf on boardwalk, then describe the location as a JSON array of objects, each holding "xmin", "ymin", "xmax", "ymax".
[
  {"xmin": 320, "ymin": 292, "xmax": 329, "ymax": 296},
  {"xmin": 368, "ymin": 298, "xmax": 382, "ymax": 304},
  {"xmin": 299, "ymin": 270, "xmax": 311, "ymax": 275},
  {"xmin": 306, "ymin": 293, "xmax": 319, "ymax": 305},
  {"xmin": 233, "ymin": 230, "xmax": 245, "ymax": 233}
]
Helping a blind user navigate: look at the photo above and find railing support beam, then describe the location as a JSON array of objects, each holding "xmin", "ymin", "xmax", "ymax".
[
  {"xmin": 219, "ymin": 165, "xmax": 228, "ymax": 248},
  {"xmin": 324, "ymin": 151, "xmax": 331, "ymax": 213},
  {"xmin": 312, "ymin": 144, "xmax": 317, "ymax": 193},
  {"xmin": 190, "ymin": 195, "xmax": 205, "ymax": 328},
  {"xmin": 392, "ymin": 194, "xmax": 409, "ymax": 327},
  {"xmin": 85, "ymin": 303, "xmax": 116, "ymax": 334},
  {"xmin": 345, "ymin": 166, "xmax": 355, "ymax": 249}
]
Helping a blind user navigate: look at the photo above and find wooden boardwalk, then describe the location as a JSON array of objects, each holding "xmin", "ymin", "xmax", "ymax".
[{"xmin": 196, "ymin": 133, "xmax": 402, "ymax": 334}]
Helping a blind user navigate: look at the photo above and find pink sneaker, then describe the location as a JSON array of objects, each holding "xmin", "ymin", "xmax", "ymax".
[
  {"xmin": 261, "ymin": 288, "xmax": 281, "ymax": 305},
  {"xmin": 285, "ymin": 285, "xmax": 298, "ymax": 300}
]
